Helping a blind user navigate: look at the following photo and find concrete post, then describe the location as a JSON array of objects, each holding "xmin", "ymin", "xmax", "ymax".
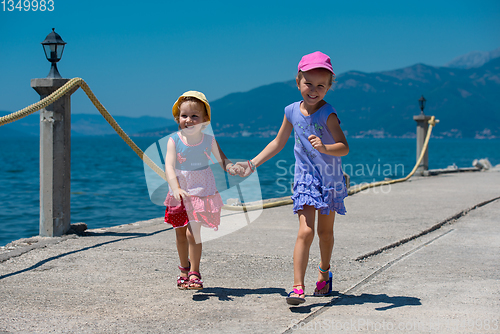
[
  {"xmin": 31, "ymin": 78, "xmax": 76, "ymax": 237},
  {"xmin": 413, "ymin": 114, "xmax": 432, "ymax": 176}
]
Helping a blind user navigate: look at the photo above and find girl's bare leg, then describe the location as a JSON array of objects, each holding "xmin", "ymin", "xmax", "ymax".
[
  {"xmin": 292, "ymin": 205, "xmax": 316, "ymax": 297},
  {"xmin": 175, "ymin": 226, "xmax": 190, "ymax": 288},
  {"xmin": 186, "ymin": 222, "xmax": 203, "ymax": 288},
  {"xmin": 175, "ymin": 226, "xmax": 190, "ymax": 269},
  {"xmin": 315, "ymin": 211, "xmax": 335, "ymax": 294}
]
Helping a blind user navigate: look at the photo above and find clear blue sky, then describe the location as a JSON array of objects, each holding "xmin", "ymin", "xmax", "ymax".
[{"xmin": 1, "ymin": 0, "xmax": 499, "ymax": 118}]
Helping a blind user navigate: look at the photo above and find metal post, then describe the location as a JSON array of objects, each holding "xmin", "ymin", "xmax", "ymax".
[
  {"xmin": 31, "ymin": 78, "xmax": 76, "ymax": 236},
  {"xmin": 413, "ymin": 114, "xmax": 432, "ymax": 176}
]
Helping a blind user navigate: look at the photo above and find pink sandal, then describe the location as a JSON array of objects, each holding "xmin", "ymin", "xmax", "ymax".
[
  {"xmin": 286, "ymin": 284, "xmax": 306, "ymax": 305},
  {"xmin": 187, "ymin": 271, "xmax": 203, "ymax": 290},
  {"xmin": 177, "ymin": 264, "xmax": 190, "ymax": 290},
  {"xmin": 314, "ymin": 264, "xmax": 333, "ymax": 296}
]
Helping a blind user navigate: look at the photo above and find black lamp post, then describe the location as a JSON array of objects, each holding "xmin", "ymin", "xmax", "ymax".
[
  {"xmin": 41, "ymin": 28, "xmax": 66, "ymax": 78},
  {"xmin": 418, "ymin": 95, "xmax": 426, "ymax": 115}
]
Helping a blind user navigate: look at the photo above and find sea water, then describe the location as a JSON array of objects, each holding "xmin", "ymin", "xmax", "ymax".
[{"xmin": 1, "ymin": 136, "xmax": 499, "ymax": 246}]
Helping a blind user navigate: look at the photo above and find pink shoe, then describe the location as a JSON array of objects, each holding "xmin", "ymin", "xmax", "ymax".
[
  {"xmin": 314, "ymin": 265, "xmax": 333, "ymax": 296},
  {"xmin": 177, "ymin": 263, "xmax": 190, "ymax": 290},
  {"xmin": 187, "ymin": 271, "xmax": 203, "ymax": 290},
  {"xmin": 286, "ymin": 284, "xmax": 306, "ymax": 305}
]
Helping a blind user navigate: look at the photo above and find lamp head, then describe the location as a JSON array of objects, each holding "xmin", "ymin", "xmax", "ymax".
[
  {"xmin": 41, "ymin": 28, "xmax": 66, "ymax": 62},
  {"xmin": 41, "ymin": 28, "xmax": 66, "ymax": 78},
  {"xmin": 418, "ymin": 95, "xmax": 426, "ymax": 114}
]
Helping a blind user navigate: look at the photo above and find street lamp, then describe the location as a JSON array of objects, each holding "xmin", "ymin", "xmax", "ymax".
[
  {"xmin": 418, "ymin": 95, "xmax": 426, "ymax": 115},
  {"xmin": 41, "ymin": 28, "xmax": 67, "ymax": 78}
]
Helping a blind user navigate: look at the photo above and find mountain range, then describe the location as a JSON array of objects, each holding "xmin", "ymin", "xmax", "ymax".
[
  {"xmin": 445, "ymin": 47, "xmax": 500, "ymax": 69},
  {"xmin": 139, "ymin": 48, "xmax": 500, "ymax": 139},
  {"xmin": 1, "ymin": 48, "xmax": 499, "ymax": 139}
]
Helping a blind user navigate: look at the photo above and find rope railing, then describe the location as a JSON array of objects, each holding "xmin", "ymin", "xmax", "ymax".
[
  {"xmin": 1, "ymin": 78, "xmax": 438, "ymax": 212},
  {"xmin": 347, "ymin": 116, "xmax": 439, "ymax": 194},
  {"xmin": 0, "ymin": 78, "xmax": 167, "ymax": 181}
]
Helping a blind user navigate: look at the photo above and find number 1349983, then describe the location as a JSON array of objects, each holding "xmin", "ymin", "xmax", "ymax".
[{"xmin": 2, "ymin": 0, "xmax": 54, "ymax": 11}]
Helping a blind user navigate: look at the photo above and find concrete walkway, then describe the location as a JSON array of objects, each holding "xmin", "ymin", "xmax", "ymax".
[{"xmin": 0, "ymin": 171, "xmax": 499, "ymax": 333}]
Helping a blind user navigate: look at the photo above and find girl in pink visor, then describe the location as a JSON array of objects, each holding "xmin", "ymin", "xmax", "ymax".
[{"xmin": 238, "ymin": 51, "xmax": 349, "ymax": 305}]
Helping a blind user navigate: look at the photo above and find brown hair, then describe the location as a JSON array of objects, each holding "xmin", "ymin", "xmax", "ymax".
[{"xmin": 296, "ymin": 69, "xmax": 336, "ymax": 88}]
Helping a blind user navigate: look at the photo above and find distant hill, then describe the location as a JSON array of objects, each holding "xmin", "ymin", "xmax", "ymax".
[
  {"xmin": 205, "ymin": 56, "xmax": 500, "ymax": 139},
  {"xmin": 0, "ymin": 112, "xmax": 175, "ymax": 137},
  {"xmin": 445, "ymin": 47, "xmax": 500, "ymax": 69},
  {"xmin": 0, "ymin": 111, "xmax": 39, "ymax": 137}
]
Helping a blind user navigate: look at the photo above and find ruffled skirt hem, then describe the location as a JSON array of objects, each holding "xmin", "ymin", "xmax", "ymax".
[{"xmin": 291, "ymin": 174, "xmax": 347, "ymax": 215}]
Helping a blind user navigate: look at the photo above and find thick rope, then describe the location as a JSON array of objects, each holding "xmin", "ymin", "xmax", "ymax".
[
  {"xmin": 346, "ymin": 116, "xmax": 439, "ymax": 195},
  {"xmin": 0, "ymin": 78, "xmax": 167, "ymax": 181}
]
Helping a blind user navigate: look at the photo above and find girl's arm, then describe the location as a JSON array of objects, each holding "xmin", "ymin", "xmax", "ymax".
[
  {"xmin": 165, "ymin": 138, "xmax": 189, "ymax": 200},
  {"xmin": 252, "ymin": 115, "xmax": 293, "ymax": 167},
  {"xmin": 210, "ymin": 138, "xmax": 231, "ymax": 171},
  {"xmin": 211, "ymin": 138, "xmax": 246, "ymax": 175},
  {"xmin": 308, "ymin": 113, "xmax": 349, "ymax": 156}
]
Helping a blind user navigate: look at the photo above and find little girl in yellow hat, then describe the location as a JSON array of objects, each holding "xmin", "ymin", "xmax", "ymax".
[{"xmin": 164, "ymin": 91, "xmax": 242, "ymax": 289}]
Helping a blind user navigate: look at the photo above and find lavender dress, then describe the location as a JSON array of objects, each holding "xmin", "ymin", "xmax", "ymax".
[{"xmin": 285, "ymin": 101, "xmax": 347, "ymax": 215}]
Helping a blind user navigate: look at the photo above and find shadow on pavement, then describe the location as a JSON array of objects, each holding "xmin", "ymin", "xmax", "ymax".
[
  {"xmin": 334, "ymin": 292, "xmax": 422, "ymax": 311},
  {"xmin": 0, "ymin": 228, "xmax": 170, "ymax": 281},
  {"xmin": 289, "ymin": 292, "xmax": 421, "ymax": 313},
  {"xmin": 193, "ymin": 287, "xmax": 288, "ymax": 301}
]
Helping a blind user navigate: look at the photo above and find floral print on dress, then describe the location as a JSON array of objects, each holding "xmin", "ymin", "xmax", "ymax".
[
  {"xmin": 294, "ymin": 120, "xmax": 325, "ymax": 160},
  {"xmin": 295, "ymin": 131, "xmax": 317, "ymax": 160},
  {"xmin": 314, "ymin": 123, "xmax": 325, "ymax": 138}
]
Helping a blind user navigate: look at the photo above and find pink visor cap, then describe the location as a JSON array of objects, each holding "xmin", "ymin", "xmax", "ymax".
[{"xmin": 298, "ymin": 51, "xmax": 335, "ymax": 75}]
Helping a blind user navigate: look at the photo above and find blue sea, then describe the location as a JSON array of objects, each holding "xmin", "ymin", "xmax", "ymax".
[{"xmin": 1, "ymin": 135, "xmax": 499, "ymax": 246}]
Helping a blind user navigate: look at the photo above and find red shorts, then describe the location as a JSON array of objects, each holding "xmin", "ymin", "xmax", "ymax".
[
  {"xmin": 164, "ymin": 200, "xmax": 189, "ymax": 228},
  {"xmin": 164, "ymin": 195, "xmax": 221, "ymax": 230}
]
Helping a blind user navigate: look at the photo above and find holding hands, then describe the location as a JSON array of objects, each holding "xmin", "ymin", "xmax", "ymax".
[
  {"xmin": 226, "ymin": 162, "xmax": 245, "ymax": 176},
  {"xmin": 226, "ymin": 161, "xmax": 256, "ymax": 177}
]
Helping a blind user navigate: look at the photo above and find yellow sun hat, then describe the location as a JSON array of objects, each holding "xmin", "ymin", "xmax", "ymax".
[{"xmin": 172, "ymin": 91, "xmax": 211, "ymax": 121}]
